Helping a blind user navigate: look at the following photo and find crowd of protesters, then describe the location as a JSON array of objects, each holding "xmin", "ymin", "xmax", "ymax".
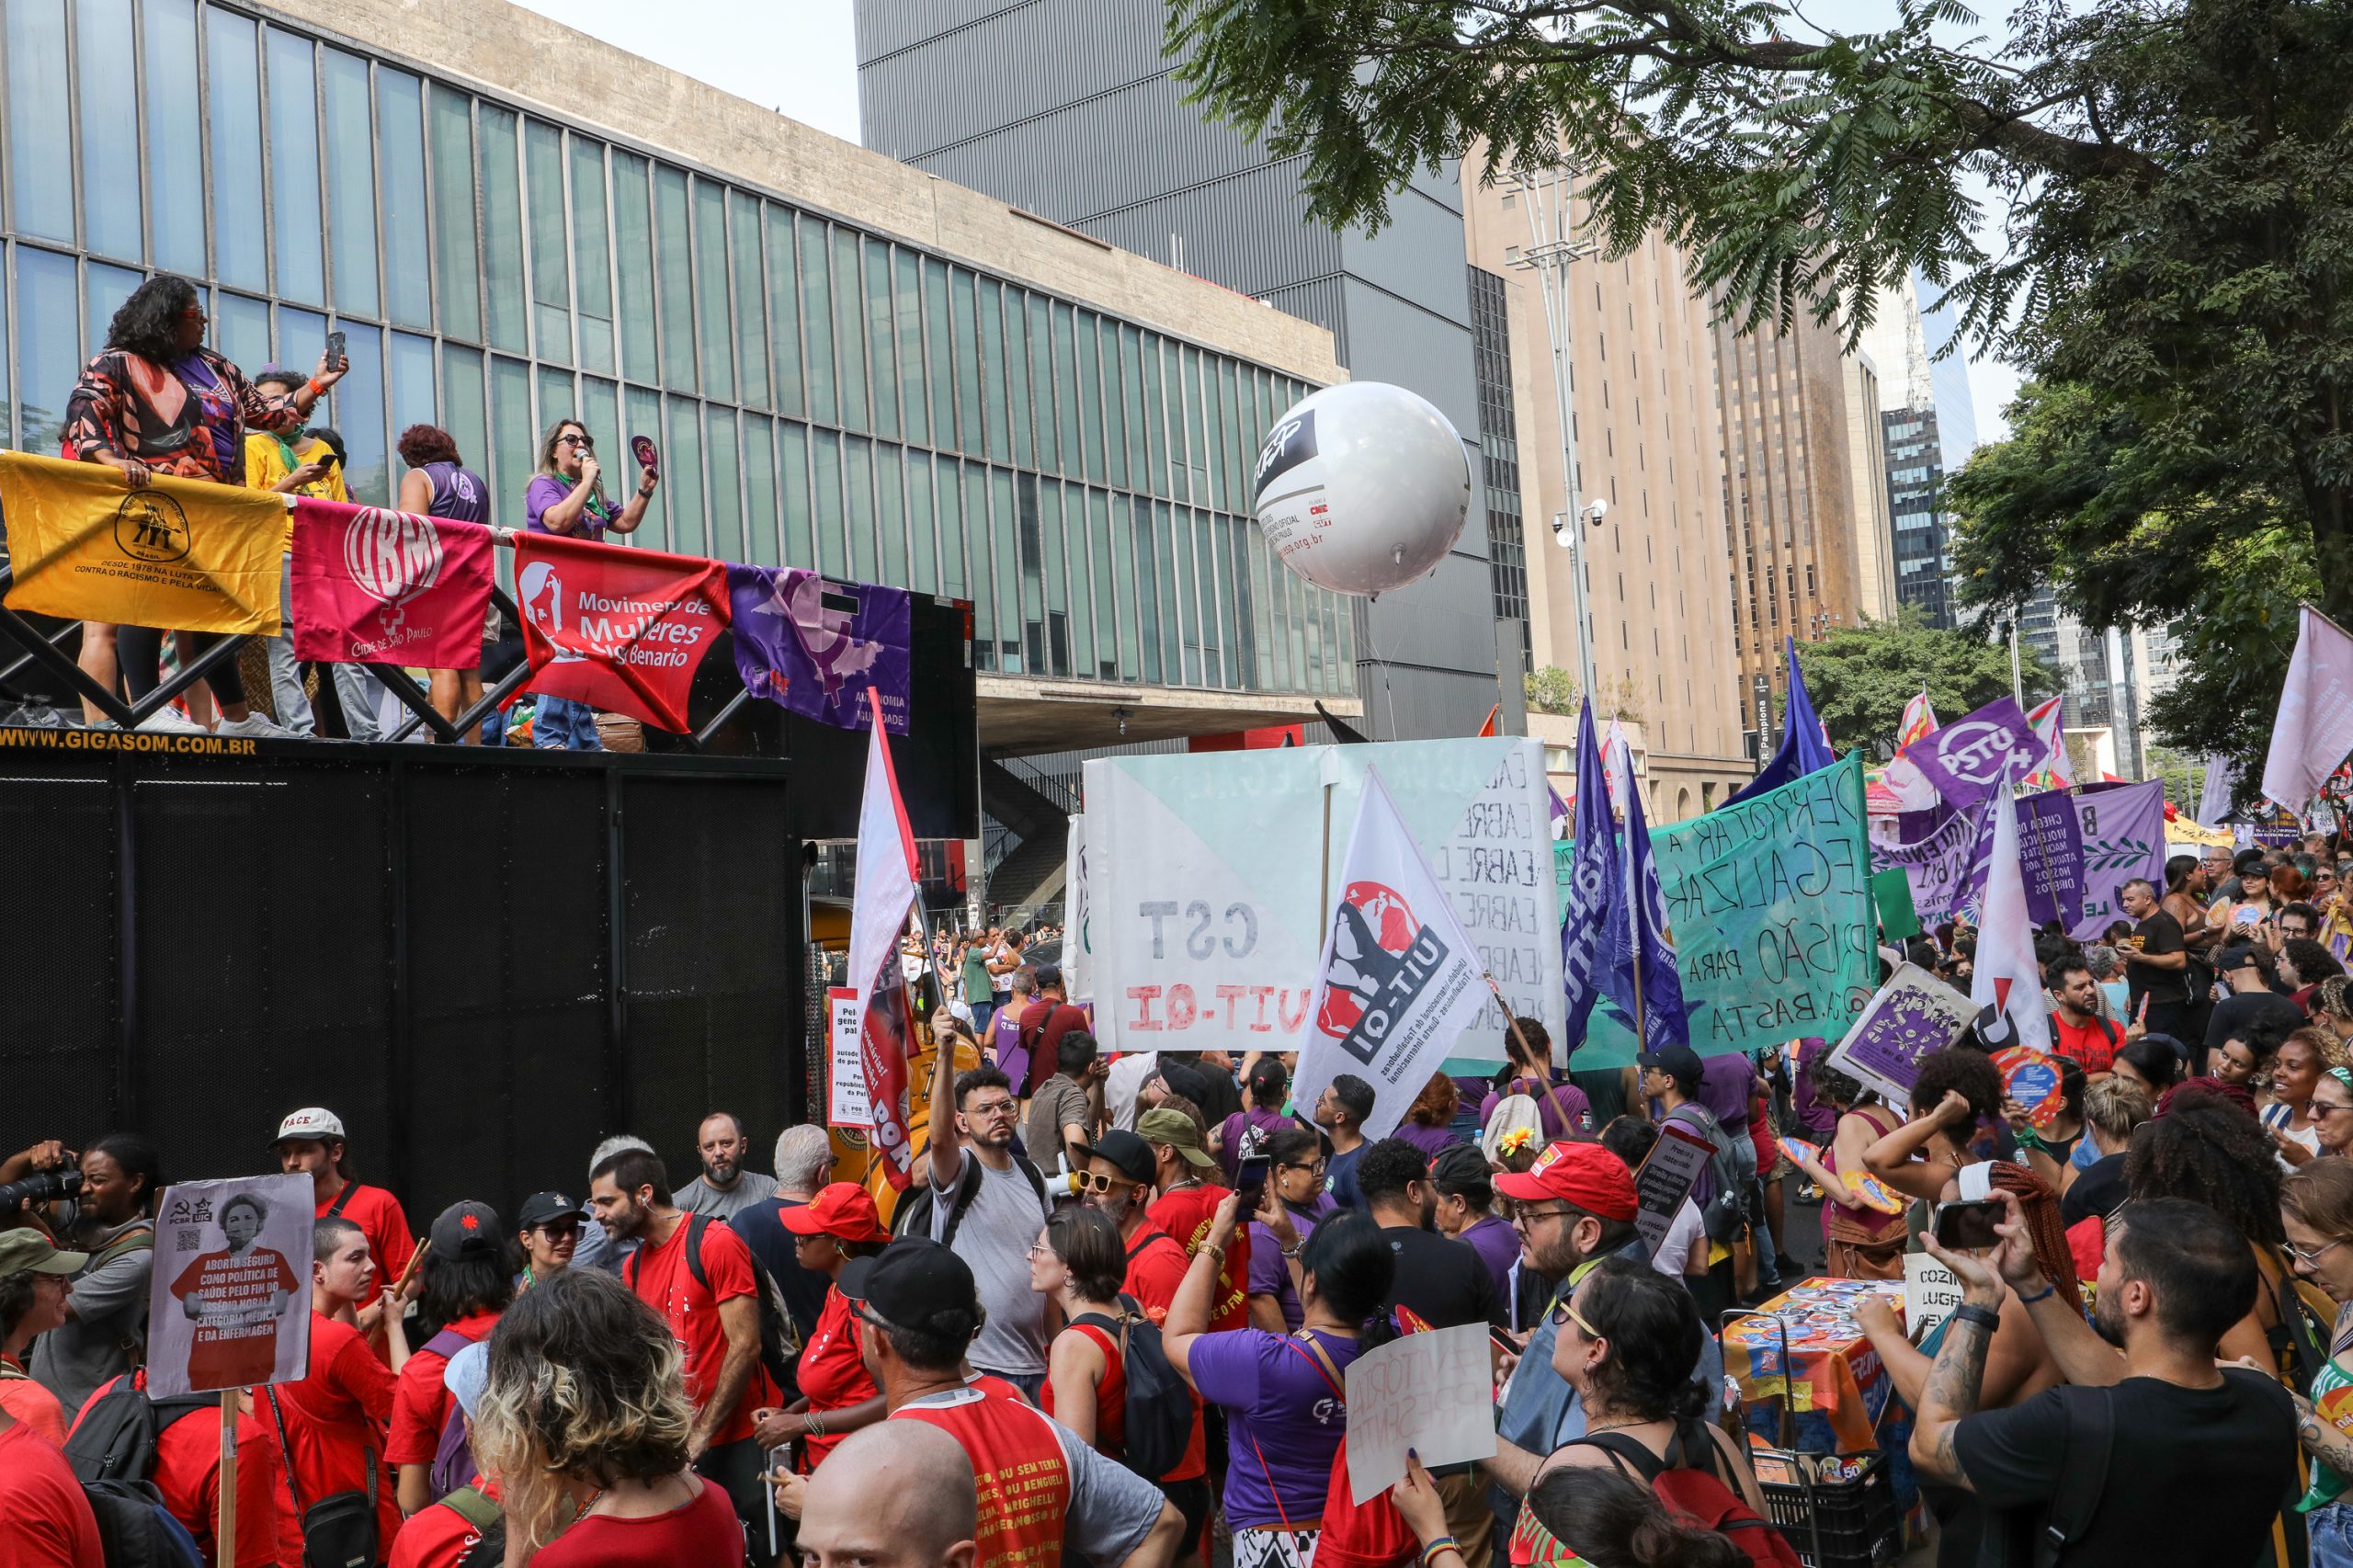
[{"xmin": 10, "ymin": 840, "xmax": 2353, "ymax": 1565}]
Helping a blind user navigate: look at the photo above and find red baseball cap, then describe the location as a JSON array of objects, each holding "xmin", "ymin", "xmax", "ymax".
[
  {"xmin": 1494, "ymin": 1141, "xmax": 1639, "ymax": 1222},
  {"xmin": 780, "ymin": 1182, "xmax": 888, "ymax": 1244}
]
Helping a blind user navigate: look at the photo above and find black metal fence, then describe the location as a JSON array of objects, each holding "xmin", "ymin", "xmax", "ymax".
[{"xmin": 0, "ymin": 739, "xmax": 810, "ymax": 1225}]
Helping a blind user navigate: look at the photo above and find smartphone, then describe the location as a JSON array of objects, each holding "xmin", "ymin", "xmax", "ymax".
[
  {"xmin": 1933, "ymin": 1198, "xmax": 2006, "ymax": 1251},
  {"xmin": 1234, "ymin": 1155, "xmax": 1268, "ymax": 1208},
  {"xmin": 324, "ymin": 330, "xmax": 347, "ymax": 371},
  {"xmin": 1488, "ymin": 1324, "xmax": 1520, "ymax": 1356}
]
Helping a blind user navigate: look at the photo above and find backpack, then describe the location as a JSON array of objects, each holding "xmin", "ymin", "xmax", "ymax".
[
  {"xmin": 889, "ymin": 1152, "xmax": 1049, "ymax": 1247},
  {"xmin": 1571, "ymin": 1424, "xmax": 1802, "ymax": 1568},
  {"xmin": 1071, "ymin": 1297, "xmax": 1194, "ymax": 1481},
  {"xmin": 82, "ymin": 1480, "xmax": 206, "ymax": 1568},
  {"xmin": 438, "ymin": 1483, "xmax": 506, "ymax": 1568},
  {"xmin": 63, "ymin": 1372, "xmax": 213, "ymax": 1484},
  {"xmin": 1666, "ymin": 1103, "xmax": 1748, "ymax": 1244},
  {"xmin": 626, "ymin": 1215, "xmax": 800, "ymax": 1398},
  {"xmin": 420, "ymin": 1328, "xmax": 481, "ymax": 1504}
]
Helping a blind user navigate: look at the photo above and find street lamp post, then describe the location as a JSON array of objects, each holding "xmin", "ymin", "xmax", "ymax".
[{"xmin": 1507, "ymin": 163, "xmax": 1600, "ymax": 710}]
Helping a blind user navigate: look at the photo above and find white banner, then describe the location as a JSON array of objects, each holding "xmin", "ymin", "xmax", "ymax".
[
  {"xmin": 827, "ymin": 987, "xmax": 870, "ymax": 1129},
  {"xmin": 1293, "ymin": 767, "xmax": 1494, "ymax": 1140},
  {"xmin": 1633, "ymin": 1121, "xmax": 1715, "ymax": 1260},
  {"xmin": 1905, "ymin": 1253, "xmax": 1962, "ymax": 1339},
  {"xmin": 146, "ymin": 1175, "xmax": 313, "ymax": 1397},
  {"xmin": 1343, "ymin": 1323, "xmax": 1497, "ymax": 1499},
  {"xmin": 1066, "ymin": 813, "xmax": 1092, "ymax": 1004},
  {"xmin": 1084, "ymin": 738, "xmax": 1563, "ymax": 1062}
]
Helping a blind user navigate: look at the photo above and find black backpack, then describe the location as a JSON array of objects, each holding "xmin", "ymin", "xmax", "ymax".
[
  {"xmin": 630, "ymin": 1215, "xmax": 800, "ymax": 1394},
  {"xmin": 61, "ymin": 1371, "xmax": 213, "ymax": 1568},
  {"xmin": 83, "ymin": 1480, "xmax": 207, "ymax": 1568},
  {"xmin": 889, "ymin": 1153, "xmax": 1049, "ymax": 1246},
  {"xmin": 1072, "ymin": 1297, "xmax": 1195, "ymax": 1482}
]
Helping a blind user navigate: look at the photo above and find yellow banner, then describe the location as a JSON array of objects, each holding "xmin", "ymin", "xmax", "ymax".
[
  {"xmin": 0, "ymin": 452, "xmax": 285, "ymax": 635},
  {"xmin": 2169, "ymin": 816, "xmax": 2234, "ymax": 847}
]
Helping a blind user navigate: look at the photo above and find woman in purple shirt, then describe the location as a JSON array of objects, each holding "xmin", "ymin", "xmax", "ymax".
[
  {"xmin": 1244, "ymin": 1126, "xmax": 1334, "ymax": 1331},
  {"xmin": 1429, "ymin": 1144, "xmax": 1518, "ymax": 1302},
  {"xmin": 397, "ymin": 425, "xmax": 495, "ymax": 744},
  {"xmin": 1396, "ymin": 1071, "xmax": 1465, "ymax": 1162},
  {"xmin": 519, "ymin": 418, "xmax": 657, "ymax": 749},
  {"xmin": 1215, "ymin": 1057, "xmax": 1296, "ymax": 1181}
]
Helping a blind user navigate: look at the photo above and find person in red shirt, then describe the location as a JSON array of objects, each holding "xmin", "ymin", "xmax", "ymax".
[
  {"xmin": 2047, "ymin": 954, "xmax": 2124, "ymax": 1074},
  {"xmin": 748, "ymin": 1183, "xmax": 887, "ymax": 1472},
  {"xmin": 71, "ymin": 1370, "xmax": 279, "ymax": 1566},
  {"xmin": 1015, "ymin": 965, "xmax": 1094, "ymax": 1096},
  {"xmin": 387, "ymin": 1342, "xmax": 495, "ymax": 1568},
  {"xmin": 0, "ymin": 1401, "xmax": 101, "ymax": 1566},
  {"xmin": 390, "ymin": 1201, "xmax": 513, "ymax": 1517},
  {"xmin": 268, "ymin": 1214, "xmax": 407, "ymax": 1566},
  {"xmin": 169, "ymin": 1192, "xmax": 300, "ymax": 1392},
  {"xmin": 467, "ymin": 1270, "xmax": 742, "ymax": 1567},
  {"xmin": 274, "ymin": 1108, "xmax": 416, "ymax": 1357},
  {"xmin": 1074, "ymin": 1131, "xmax": 1191, "ymax": 1318},
  {"xmin": 589, "ymin": 1145, "xmax": 779, "ymax": 1565},
  {"xmin": 1137, "ymin": 1110, "xmax": 1250, "ymax": 1332},
  {"xmin": 0, "ymin": 1229, "xmax": 82, "ymax": 1447},
  {"xmin": 798, "ymin": 1421, "xmax": 978, "ymax": 1568}
]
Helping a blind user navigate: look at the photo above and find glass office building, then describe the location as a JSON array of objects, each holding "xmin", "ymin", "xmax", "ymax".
[{"xmin": 0, "ymin": 0, "xmax": 1358, "ymax": 699}]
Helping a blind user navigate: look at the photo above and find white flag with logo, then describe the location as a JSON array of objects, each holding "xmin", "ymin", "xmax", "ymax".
[
  {"xmin": 1972, "ymin": 781, "xmax": 2052, "ymax": 1055},
  {"xmin": 1292, "ymin": 766, "xmax": 1490, "ymax": 1141},
  {"xmin": 847, "ymin": 690, "xmax": 922, "ymax": 1189},
  {"xmin": 2264, "ymin": 606, "xmax": 2353, "ymax": 813}
]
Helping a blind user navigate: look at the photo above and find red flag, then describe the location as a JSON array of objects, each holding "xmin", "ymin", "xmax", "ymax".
[
  {"xmin": 1476, "ymin": 703, "xmax": 1500, "ymax": 738},
  {"xmin": 847, "ymin": 688, "xmax": 922, "ymax": 1189},
  {"xmin": 507, "ymin": 533, "xmax": 731, "ymax": 732},
  {"xmin": 290, "ymin": 498, "xmax": 494, "ymax": 667}
]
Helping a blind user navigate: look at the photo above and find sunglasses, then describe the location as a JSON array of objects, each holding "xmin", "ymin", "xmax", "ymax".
[
  {"xmin": 558, "ymin": 433, "xmax": 594, "ymax": 449},
  {"xmin": 1080, "ymin": 1172, "xmax": 1137, "ymax": 1194},
  {"xmin": 534, "ymin": 1221, "xmax": 581, "ymax": 1241}
]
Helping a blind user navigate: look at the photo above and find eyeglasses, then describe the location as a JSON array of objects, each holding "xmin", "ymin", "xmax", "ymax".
[
  {"xmin": 1080, "ymin": 1172, "xmax": 1135, "ymax": 1194},
  {"xmin": 2291, "ymin": 1238, "xmax": 2348, "ymax": 1267},
  {"xmin": 2314, "ymin": 1102, "xmax": 2353, "ymax": 1119},
  {"xmin": 535, "ymin": 1222, "xmax": 581, "ymax": 1242},
  {"xmin": 965, "ymin": 1098, "xmax": 1017, "ymax": 1120},
  {"xmin": 1512, "ymin": 1204, "xmax": 1578, "ymax": 1230},
  {"xmin": 1026, "ymin": 1244, "xmax": 1054, "ymax": 1259},
  {"xmin": 1551, "ymin": 1297, "xmax": 1603, "ymax": 1340},
  {"xmin": 1279, "ymin": 1160, "xmax": 1328, "ymax": 1177}
]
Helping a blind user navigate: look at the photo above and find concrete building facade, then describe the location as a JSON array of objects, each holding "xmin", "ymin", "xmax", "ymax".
[{"xmin": 855, "ymin": 0, "xmax": 1523, "ymax": 741}]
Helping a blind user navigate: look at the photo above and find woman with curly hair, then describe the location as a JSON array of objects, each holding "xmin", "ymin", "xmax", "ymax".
[
  {"xmin": 1394, "ymin": 1071, "xmax": 1462, "ymax": 1162},
  {"xmin": 1860, "ymin": 1047, "xmax": 2004, "ymax": 1204},
  {"xmin": 471, "ymin": 1268, "xmax": 740, "ymax": 1563},
  {"xmin": 2127, "ymin": 1090, "xmax": 2298, "ymax": 1374},
  {"xmin": 395, "ymin": 424, "xmax": 496, "ymax": 743},
  {"xmin": 63, "ymin": 274, "xmax": 345, "ymax": 737}
]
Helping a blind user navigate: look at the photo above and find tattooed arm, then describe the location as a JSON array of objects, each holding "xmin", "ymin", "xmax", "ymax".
[
  {"xmin": 2292, "ymin": 1389, "xmax": 2353, "ymax": 1479},
  {"xmin": 1907, "ymin": 1234, "xmax": 2005, "ymax": 1490}
]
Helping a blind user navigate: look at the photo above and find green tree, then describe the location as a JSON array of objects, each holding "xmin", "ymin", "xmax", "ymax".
[
  {"xmin": 1170, "ymin": 0, "xmax": 2353, "ymax": 693},
  {"xmin": 1525, "ymin": 665, "xmax": 1581, "ymax": 716},
  {"xmin": 1792, "ymin": 611, "xmax": 2055, "ymax": 759}
]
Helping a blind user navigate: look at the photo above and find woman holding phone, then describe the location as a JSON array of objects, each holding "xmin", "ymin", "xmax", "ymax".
[{"xmin": 521, "ymin": 418, "xmax": 658, "ymax": 749}]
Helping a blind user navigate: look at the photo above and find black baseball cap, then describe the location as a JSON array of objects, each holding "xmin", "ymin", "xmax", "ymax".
[
  {"xmin": 430, "ymin": 1200, "xmax": 505, "ymax": 1260},
  {"xmin": 1071, "ymin": 1129, "xmax": 1154, "ymax": 1185},
  {"xmin": 515, "ymin": 1191, "xmax": 585, "ymax": 1230},
  {"xmin": 838, "ymin": 1238, "xmax": 983, "ymax": 1342},
  {"xmin": 1636, "ymin": 1044, "xmax": 1704, "ymax": 1089},
  {"xmin": 2216, "ymin": 942, "xmax": 2262, "ymax": 972}
]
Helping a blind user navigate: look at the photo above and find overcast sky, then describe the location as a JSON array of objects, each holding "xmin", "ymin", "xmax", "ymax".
[{"xmin": 523, "ymin": 0, "xmax": 2025, "ymax": 442}]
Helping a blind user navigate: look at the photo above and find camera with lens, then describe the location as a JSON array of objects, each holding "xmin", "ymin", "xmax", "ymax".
[{"xmin": 0, "ymin": 1167, "xmax": 82, "ymax": 1213}]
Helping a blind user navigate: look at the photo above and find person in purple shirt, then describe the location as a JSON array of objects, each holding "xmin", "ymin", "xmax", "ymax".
[
  {"xmin": 396, "ymin": 424, "xmax": 500, "ymax": 744},
  {"xmin": 1216, "ymin": 1056, "xmax": 1295, "ymax": 1182},
  {"xmin": 1394, "ymin": 1071, "xmax": 1465, "ymax": 1163},
  {"xmin": 1789, "ymin": 1037, "xmax": 1838, "ymax": 1140},
  {"xmin": 520, "ymin": 417, "xmax": 658, "ymax": 750},
  {"xmin": 1245, "ymin": 1126, "xmax": 1334, "ymax": 1331},
  {"xmin": 1695, "ymin": 1049, "xmax": 1756, "ymax": 1137},
  {"xmin": 1475, "ymin": 1017, "xmax": 1592, "ymax": 1142},
  {"xmin": 1428, "ymin": 1144, "xmax": 1518, "ymax": 1302}
]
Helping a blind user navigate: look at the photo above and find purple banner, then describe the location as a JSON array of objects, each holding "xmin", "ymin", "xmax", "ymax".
[
  {"xmin": 2070, "ymin": 779, "xmax": 2167, "ymax": 939},
  {"xmin": 1874, "ymin": 798, "xmax": 1987, "ymax": 922},
  {"xmin": 726, "ymin": 564, "xmax": 912, "ymax": 734},
  {"xmin": 1876, "ymin": 785, "xmax": 2097, "ymax": 929},
  {"xmin": 1906, "ymin": 699, "xmax": 2043, "ymax": 807}
]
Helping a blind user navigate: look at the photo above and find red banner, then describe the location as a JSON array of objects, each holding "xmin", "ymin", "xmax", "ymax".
[
  {"xmin": 508, "ymin": 533, "xmax": 731, "ymax": 733},
  {"xmin": 288, "ymin": 498, "xmax": 494, "ymax": 667}
]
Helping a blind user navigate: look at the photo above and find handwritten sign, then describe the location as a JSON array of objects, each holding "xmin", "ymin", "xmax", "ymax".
[
  {"xmin": 1586, "ymin": 755, "xmax": 1876, "ymax": 1065},
  {"xmin": 1343, "ymin": 1322, "xmax": 1497, "ymax": 1498},
  {"xmin": 1824, "ymin": 962, "xmax": 1979, "ymax": 1106},
  {"xmin": 145, "ymin": 1175, "xmax": 313, "ymax": 1397},
  {"xmin": 1875, "ymin": 797, "xmax": 1987, "ymax": 924},
  {"xmin": 828, "ymin": 987, "xmax": 870, "ymax": 1129},
  {"xmin": 1634, "ymin": 1120, "xmax": 1716, "ymax": 1259},
  {"xmin": 1905, "ymin": 1253, "xmax": 1962, "ymax": 1339}
]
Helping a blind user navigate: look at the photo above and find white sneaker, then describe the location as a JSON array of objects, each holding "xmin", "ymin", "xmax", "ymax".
[
  {"xmin": 135, "ymin": 707, "xmax": 207, "ymax": 734},
  {"xmin": 215, "ymin": 711, "xmax": 302, "ymax": 740}
]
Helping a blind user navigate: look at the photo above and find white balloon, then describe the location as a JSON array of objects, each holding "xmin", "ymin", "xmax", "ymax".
[{"xmin": 1250, "ymin": 381, "xmax": 1471, "ymax": 597}]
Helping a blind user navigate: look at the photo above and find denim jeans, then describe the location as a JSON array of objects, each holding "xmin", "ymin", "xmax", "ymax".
[
  {"xmin": 532, "ymin": 693, "xmax": 603, "ymax": 750},
  {"xmin": 267, "ymin": 553, "xmax": 316, "ymax": 733},
  {"xmin": 2313, "ymin": 1502, "xmax": 2353, "ymax": 1568}
]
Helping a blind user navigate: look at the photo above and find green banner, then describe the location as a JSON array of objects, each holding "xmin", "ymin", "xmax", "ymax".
[
  {"xmin": 1582, "ymin": 754, "xmax": 1875, "ymax": 1065},
  {"xmin": 1870, "ymin": 866, "xmax": 1922, "ymax": 943}
]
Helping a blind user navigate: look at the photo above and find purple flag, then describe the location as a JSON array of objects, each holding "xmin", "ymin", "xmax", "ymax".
[
  {"xmin": 1600, "ymin": 727, "xmax": 1688, "ymax": 1051},
  {"xmin": 1905, "ymin": 699, "xmax": 2043, "ymax": 808},
  {"xmin": 1560, "ymin": 702, "xmax": 1617, "ymax": 1051},
  {"xmin": 726, "ymin": 564, "xmax": 913, "ymax": 733},
  {"xmin": 2067, "ymin": 779, "xmax": 2166, "ymax": 939}
]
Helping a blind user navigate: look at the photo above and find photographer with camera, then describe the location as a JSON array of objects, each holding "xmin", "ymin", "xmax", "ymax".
[{"xmin": 0, "ymin": 1132, "xmax": 164, "ymax": 1424}]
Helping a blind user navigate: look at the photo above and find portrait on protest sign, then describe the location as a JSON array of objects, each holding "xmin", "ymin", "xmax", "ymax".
[{"xmin": 144, "ymin": 1174, "xmax": 312, "ymax": 1397}]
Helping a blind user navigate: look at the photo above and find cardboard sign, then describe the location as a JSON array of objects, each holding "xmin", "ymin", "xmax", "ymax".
[
  {"xmin": 1824, "ymin": 962, "xmax": 1979, "ymax": 1106},
  {"xmin": 1905, "ymin": 1253, "xmax": 1962, "ymax": 1340},
  {"xmin": 1633, "ymin": 1120, "xmax": 1717, "ymax": 1259},
  {"xmin": 1993, "ymin": 1046, "xmax": 2066, "ymax": 1130},
  {"xmin": 827, "ymin": 986, "xmax": 870, "ymax": 1130},
  {"xmin": 1342, "ymin": 1322, "xmax": 1496, "ymax": 1498},
  {"xmin": 145, "ymin": 1175, "xmax": 313, "ymax": 1397}
]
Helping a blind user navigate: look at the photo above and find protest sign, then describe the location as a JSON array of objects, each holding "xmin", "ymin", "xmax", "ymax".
[
  {"xmin": 1994, "ymin": 1046, "xmax": 2066, "ymax": 1130},
  {"xmin": 1342, "ymin": 1322, "xmax": 1497, "ymax": 1498},
  {"xmin": 1633, "ymin": 1120, "xmax": 1716, "ymax": 1259},
  {"xmin": 1085, "ymin": 739, "xmax": 1563, "ymax": 1063},
  {"xmin": 2067, "ymin": 780, "xmax": 2166, "ymax": 940},
  {"xmin": 2011, "ymin": 790, "xmax": 2086, "ymax": 929},
  {"xmin": 290, "ymin": 497, "xmax": 494, "ymax": 666},
  {"xmin": 1066, "ymin": 813, "xmax": 1093, "ymax": 1004},
  {"xmin": 145, "ymin": 1175, "xmax": 312, "ymax": 1398},
  {"xmin": 1584, "ymin": 755, "xmax": 1875, "ymax": 1066},
  {"xmin": 827, "ymin": 987, "xmax": 870, "ymax": 1129},
  {"xmin": 509, "ymin": 533, "xmax": 731, "ymax": 732},
  {"xmin": 1905, "ymin": 1254, "xmax": 1962, "ymax": 1340},
  {"xmin": 1824, "ymin": 962, "xmax": 1980, "ymax": 1106},
  {"xmin": 726, "ymin": 564, "xmax": 912, "ymax": 733},
  {"xmin": 1875, "ymin": 797, "xmax": 1986, "ymax": 923},
  {"xmin": 0, "ymin": 451, "xmax": 285, "ymax": 635},
  {"xmin": 1906, "ymin": 699, "xmax": 2044, "ymax": 808}
]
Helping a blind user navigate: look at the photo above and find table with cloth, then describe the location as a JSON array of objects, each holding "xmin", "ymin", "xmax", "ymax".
[{"xmin": 1722, "ymin": 1276, "xmax": 1920, "ymax": 1517}]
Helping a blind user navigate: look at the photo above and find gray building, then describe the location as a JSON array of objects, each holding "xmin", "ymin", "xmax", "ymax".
[{"xmin": 855, "ymin": 0, "xmax": 1520, "ymax": 738}]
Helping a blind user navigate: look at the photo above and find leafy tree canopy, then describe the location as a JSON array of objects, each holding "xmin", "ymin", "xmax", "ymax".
[{"xmin": 1793, "ymin": 609, "xmax": 2054, "ymax": 758}]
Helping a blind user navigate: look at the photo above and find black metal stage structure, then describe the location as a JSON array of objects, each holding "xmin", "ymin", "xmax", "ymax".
[{"xmin": 0, "ymin": 596, "xmax": 977, "ymax": 1223}]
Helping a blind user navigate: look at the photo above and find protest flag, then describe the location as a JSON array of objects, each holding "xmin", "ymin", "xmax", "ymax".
[
  {"xmin": 2023, "ymin": 695, "xmax": 2073, "ymax": 790},
  {"xmin": 1560, "ymin": 701, "xmax": 1619, "ymax": 1051},
  {"xmin": 1972, "ymin": 778, "xmax": 2054, "ymax": 1056},
  {"xmin": 289, "ymin": 497, "xmax": 494, "ymax": 666},
  {"xmin": 1894, "ymin": 689, "xmax": 1938, "ymax": 754},
  {"xmin": 847, "ymin": 687, "xmax": 922, "ymax": 1190},
  {"xmin": 725, "ymin": 563, "xmax": 914, "ymax": 734},
  {"xmin": 1293, "ymin": 767, "xmax": 1491, "ymax": 1141},
  {"xmin": 2262, "ymin": 605, "xmax": 2353, "ymax": 813},
  {"xmin": 0, "ymin": 450, "xmax": 285, "ymax": 634},
  {"xmin": 1726, "ymin": 636, "xmax": 1835, "ymax": 805},
  {"xmin": 1903, "ymin": 697, "xmax": 2045, "ymax": 809},
  {"xmin": 2196, "ymin": 754, "xmax": 2234, "ymax": 828},
  {"xmin": 507, "ymin": 532, "xmax": 731, "ymax": 732},
  {"xmin": 1599, "ymin": 725, "xmax": 1689, "ymax": 1051}
]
